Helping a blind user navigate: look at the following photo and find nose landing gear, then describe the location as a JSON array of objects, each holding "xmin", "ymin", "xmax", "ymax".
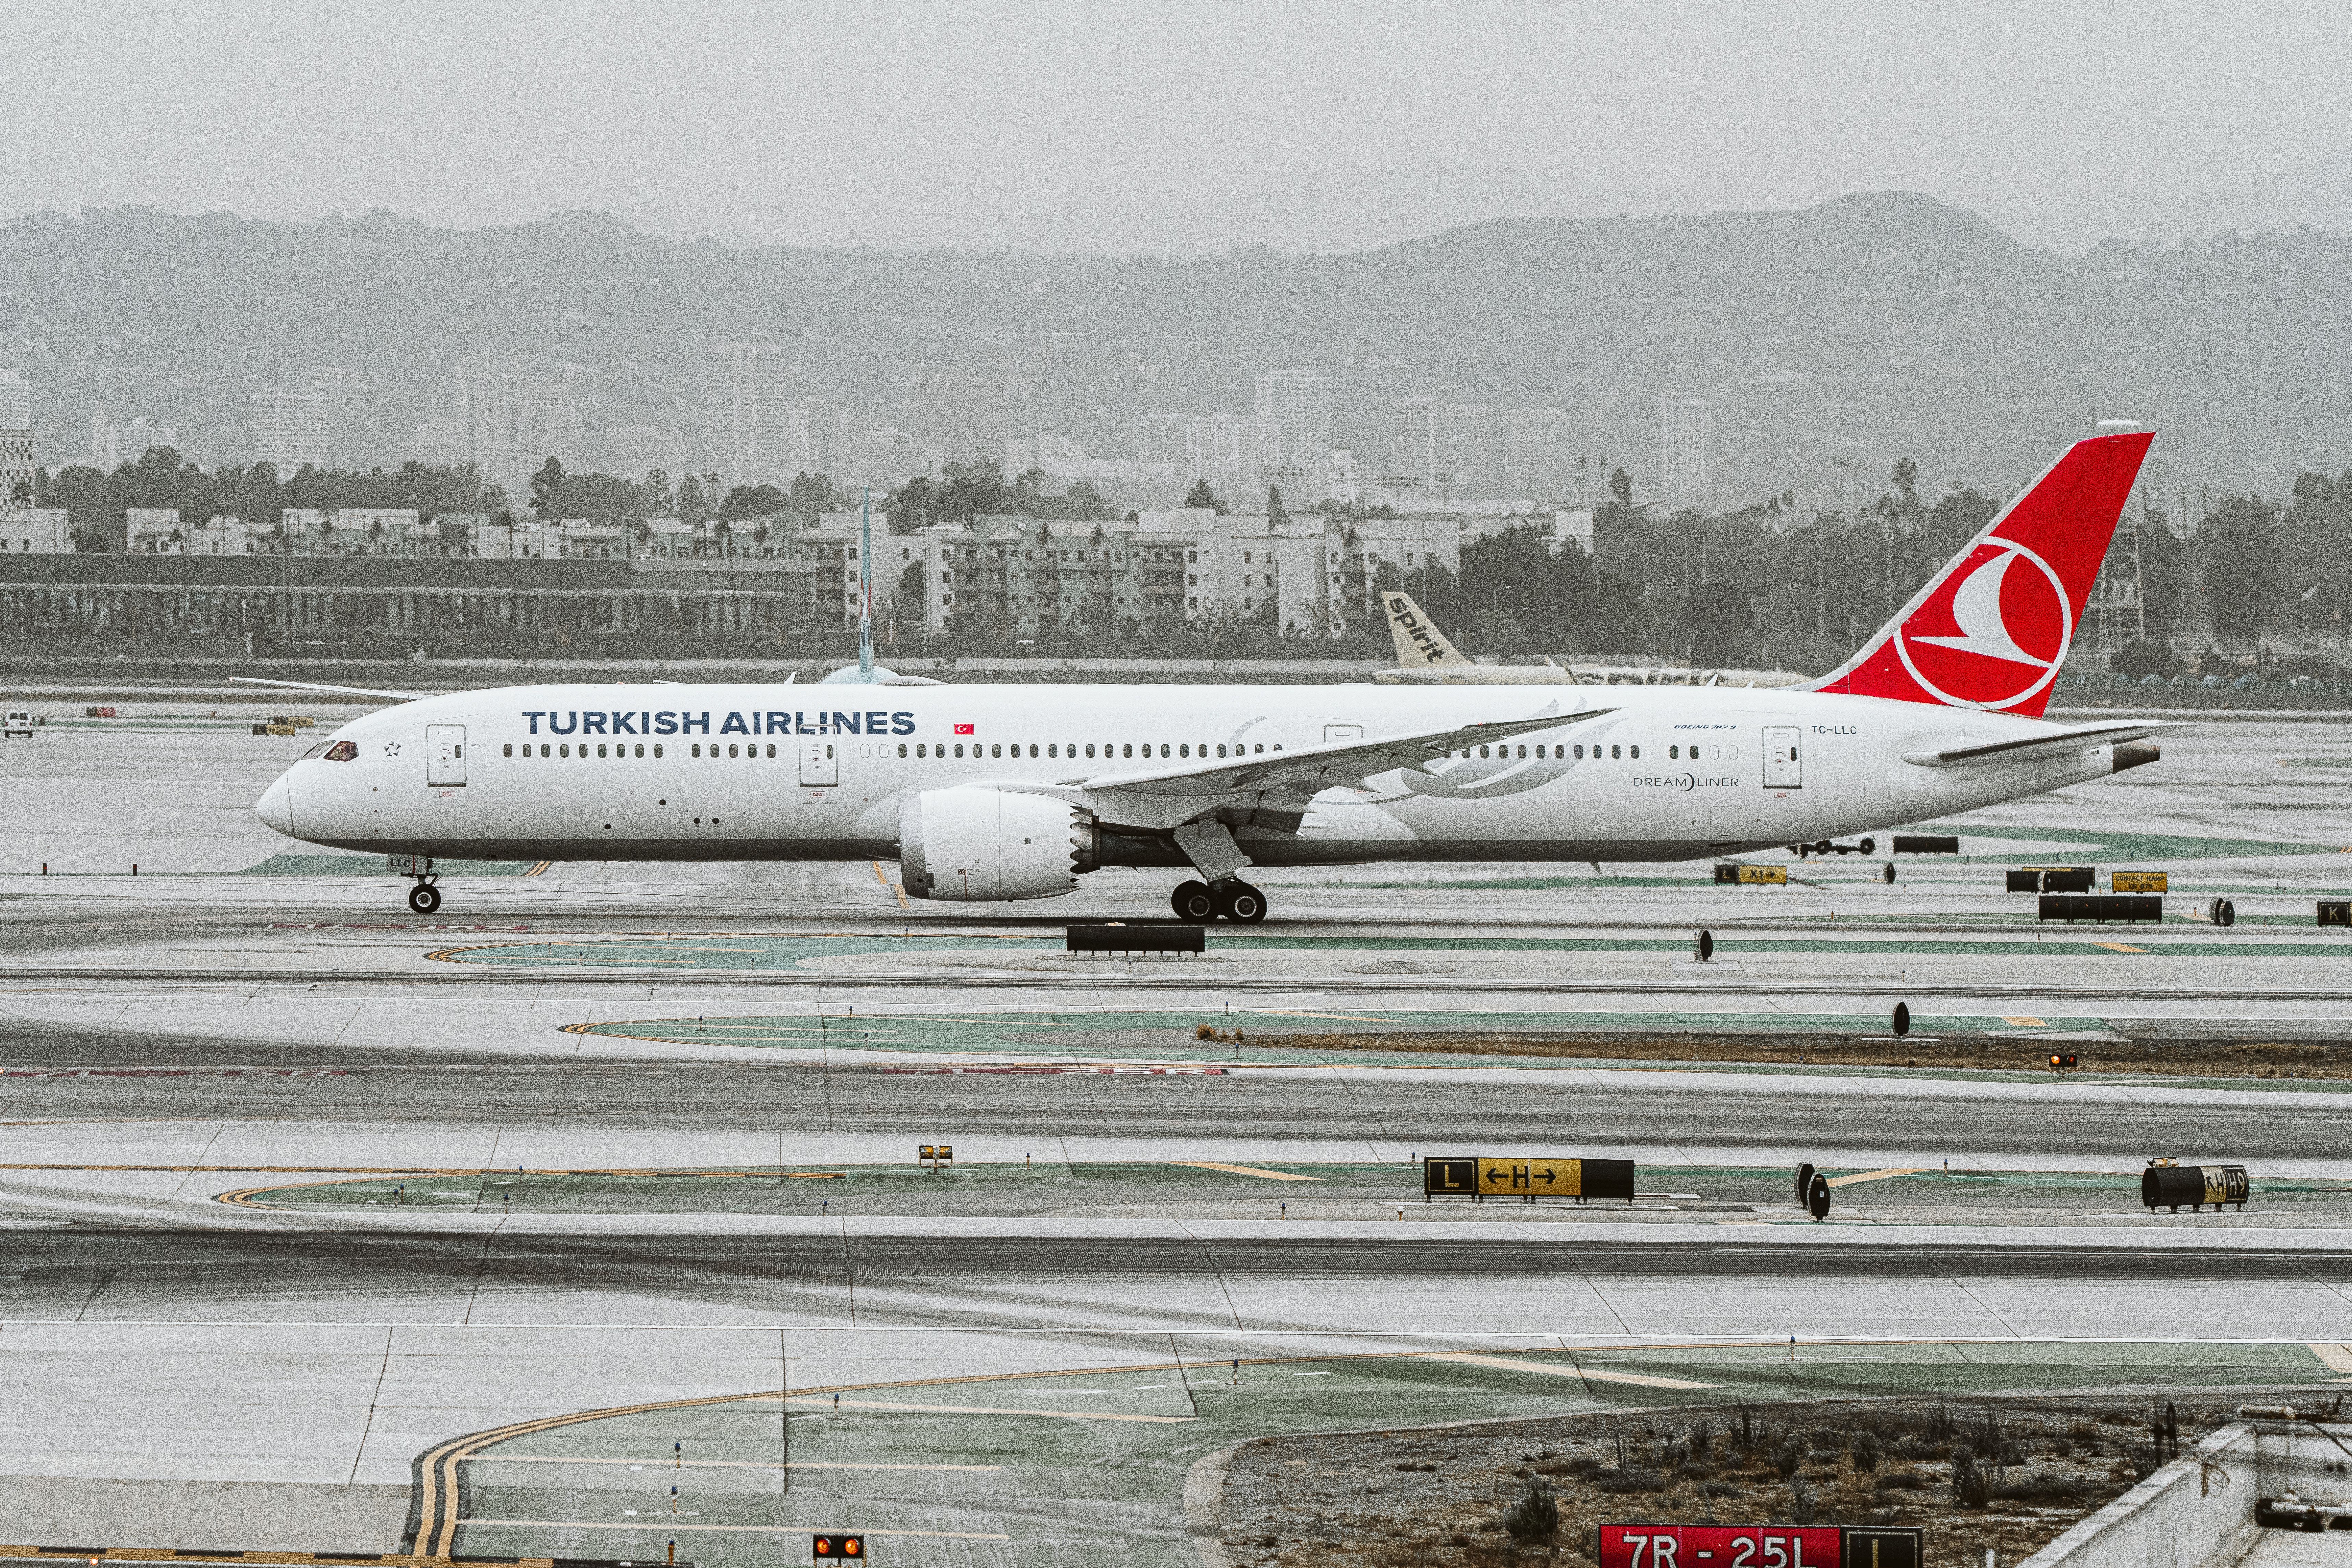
[{"xmin": 407, "ymin": 878, "xmax": 441, "ymax": 915}]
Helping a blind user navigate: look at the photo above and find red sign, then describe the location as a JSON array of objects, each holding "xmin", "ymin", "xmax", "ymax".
[
  {"xmin": 953, "ymin": 723, "xmax": 974, "ymax": 735},
  {"xmin": 1603, "ymin": 1526, "xmax": 1842, "ymax": 1568}
]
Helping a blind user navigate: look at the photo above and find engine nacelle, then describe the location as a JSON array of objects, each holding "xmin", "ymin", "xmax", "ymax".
[{"xmin": 898, "ymin": 787, "xmax": 1093, "ymax": 901}]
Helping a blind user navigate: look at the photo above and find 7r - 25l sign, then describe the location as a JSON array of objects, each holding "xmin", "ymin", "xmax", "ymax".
[{"xmin": 1603, "ymin": 1526, "xmax": 1921, "ymax": 1568}]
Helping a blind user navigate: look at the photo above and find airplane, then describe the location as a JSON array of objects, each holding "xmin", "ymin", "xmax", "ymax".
[
  {"xmin": 1376, "ymin": 589, "xmax": 1805, "ymax": 689},
  {"xmin": 252, "ymin": 430, "xmax": 2170, "ymax": 924}
]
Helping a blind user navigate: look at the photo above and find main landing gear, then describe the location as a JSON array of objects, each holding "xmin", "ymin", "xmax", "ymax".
[
  {"xmin": 407, "ymin": 878, "xmax": 441, "ymax": 915},
  {"xmin": 1171, "ymin": 878, "xmax": 1268, "ymax": 924}
]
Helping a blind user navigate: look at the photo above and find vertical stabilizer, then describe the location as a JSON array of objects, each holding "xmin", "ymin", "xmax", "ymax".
[
  {"xmin": 1384, "ymin": 591, "xmax": 1476, "ymax": 670},
  {"xmin": 1809, "ymin": 430, "xmax": 2152, "ymax": 718}
]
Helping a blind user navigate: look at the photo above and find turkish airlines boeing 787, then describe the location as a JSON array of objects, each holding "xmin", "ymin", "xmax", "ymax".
[{"xmin": 254, "ymin": 430, "xmax": 2165, "ymax": 922}]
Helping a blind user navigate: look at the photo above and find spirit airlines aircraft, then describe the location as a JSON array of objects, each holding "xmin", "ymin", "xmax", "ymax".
[
  {"xmin": 1374, "ymin": 591, "xmax": 1805, "ymax": 689},
  {"xmin": 254, "ymin": 431, "xmax": 2167, "ymax": 924}
]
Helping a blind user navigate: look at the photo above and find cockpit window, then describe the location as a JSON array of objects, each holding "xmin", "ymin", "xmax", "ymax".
[
  {"xmin": 301, "ymin": 741, "xmax": 332, "ymax": 760},
  {"xmin": 323, "ymin": 741, "xmax": 359, "ymax": 762}
]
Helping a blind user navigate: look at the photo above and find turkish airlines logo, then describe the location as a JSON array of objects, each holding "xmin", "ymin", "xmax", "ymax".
[{"xmin": 1894, "ymin": 539, "xmax": 2071, "ymax": 710}]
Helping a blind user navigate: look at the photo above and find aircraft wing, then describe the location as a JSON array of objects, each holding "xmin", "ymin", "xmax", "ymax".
[
  {"xmin": 1076, "ymin": 707, "xmax": 1612, "ymax": 800},
  {"xmin": 231, "ymin": 676, "xmax": 425, "ymax": 701},
  {"xmin": 1902, "ymin": 719, "xmax": 2185, "ymax": 768}
]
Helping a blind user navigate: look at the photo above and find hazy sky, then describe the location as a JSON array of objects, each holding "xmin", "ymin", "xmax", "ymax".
[{"xmin": 14, "ymin": 0, "xmax": 2350, "ymax": 249}]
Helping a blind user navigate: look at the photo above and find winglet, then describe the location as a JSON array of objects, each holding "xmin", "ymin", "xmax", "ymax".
[
  {"xmin": 1384, "ymin": 591, "xmax": 1475, "ymax": 669},
  {"xmin": 1810, "ymin": 430, "xmax": 2153, "ymax": 717}
]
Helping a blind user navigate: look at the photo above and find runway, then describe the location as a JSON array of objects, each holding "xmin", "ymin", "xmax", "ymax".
[{"xmin": 0, "ymin": 703, "xmax": 2347, "ymax": 1562}]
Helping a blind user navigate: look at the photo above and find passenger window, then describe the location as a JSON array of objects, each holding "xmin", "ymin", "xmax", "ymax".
[
  {"xmin": 503, "ymin": 743, "xmax": 512, "ymax": 757},
  {"xmin": 1517, "ymin": 745, "xmax": 1527, "ymax": 759},
  {"xmin": 1574, "ymin": 745, "xmax": 1584, "ymax": 758},
  {"xmin": 1478, "ymin": 745, "xmax": 1488, "ymax": 758},
  {"xmin": 1535, "ymin": 746, "xmax": 1545, "ymax": 759},
  {"xmin": 954, "ymin": 743, "xmax": 964, "ymax": 758},
  {"xmin": 898, "ymin": 744, "xmax": 907, "ymax": 757},
  {"xmin": 728, "ymin": 744, "xmax": 738, "ymax": 758},
  {"xmin": 1160, "ymin": 744, "xmax": 1170, "ymax": 758},
  {"xmin": 653, "ymin": 744, "xmax": 662, "ymax": 757},
  {"xmin": 1729, "ymin": 745, "xmax": 1739, "ymax": 759},
  {"xmin": 1217, "ymin": 744, "xmax": 1227, "ymax": 758},
  {"xmin": 324, "ymin": 740, "xmax": 358, "ymax": 762},
  {"xmin": 1122, "ymin": 744, "xmax": 1132, "ymax": 758},
  {"xmin": 1180, "ymin": 744, "xmax": 1189, "ymax": 757},
  {"xmin": 598, "ymin": 743, "xmax": 607, "ymax": 758},
  {"xmin": 1670, "ymin": 745, "xmax": 1679, "ymax": 759},
  {"xmin": 1048, "ymin": 744, "xmax": 1057, "ymax": 757},
  {"xmin": 560, "ymin": 743, "xmax": 571, "ymax": 757},
  {"xmin": 1631, "ymin": 745, "xmax": 1640, "ymax": 758},
  {"xmin": 991, "ymin": 744, "xmax": 1001, "ymax": 758},
  {"xmin": 691, "ymin": 744, "xmax": 700, "ymax": 757},
  {"xmin": 916, "ymin": 743, "xmax": 926, "ymax": 757},
  {"xmin": 1610, "ymin": 745, "xmax": 1620, "ymax": 759},
  {"xmin": 1085, "ymin": 744, "xmax": 1095, "ymax": 757},
  {"xmin": 766, "ymin": 743, "xmax": 776, "ymax": 758}
]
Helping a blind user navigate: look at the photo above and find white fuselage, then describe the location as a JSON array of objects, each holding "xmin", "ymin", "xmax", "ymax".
[{"xmin": 258, "ymin": 682, "xmax": 2126, "ymax": 871}]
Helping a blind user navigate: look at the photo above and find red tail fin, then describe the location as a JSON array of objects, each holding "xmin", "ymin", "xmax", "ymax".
[{"xmin": 1810, "ymin": 431, "xmax": 2153, "ymax": 717}]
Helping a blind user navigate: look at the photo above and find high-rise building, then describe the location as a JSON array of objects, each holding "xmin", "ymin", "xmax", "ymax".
[
  {"xmin": 0, "ymin": 429, "xmax": 36, "ymax": 510},
  {"xmin": 1503, "ymin": 409, "xmax": 1573, "ymax": 496},
  {"xmin": 1445, "ymin": 404, "xmax": 1493, "ymax": 491},
  {"xmin": 398, "ymin": 421, "xmax": 465, "ymax": 469},
  {"xmin": 1659, "ymin": 395, "xmax": 1709, "ymax": 499},
  {"xmin": 1129, "ymin": 413, "xmax": 1191, "ymax": 470},
  {"xmin": 0, "ymin": 370, "xmax": 28, "ymax": 430},
  {"xmin": 1389, "ymin": 396, "xmax": 1446, "ymax": 484},
  {"xmin": 1255, "ymin": 369, "xmax": 1331, "ymax": 503},
  {"xmin": 604, "ymin": 426, "xmax": 687, "ymax": 487},
  {"xmin": 251, "ymin": 389, "xmax": 329, "ymax": 471},
  {"xmin": 785, "ymin": 397, "xmax": 853, "ymax": 481},
  {"xmin": 908, "ymin": 373, "xmax": 1012, "ymax": 466},
  {"xmin": 456, "ymin": 356, "xmax": 535, "ymax": 499},
  {"xmin": 1184, "ymin": 415, "xmax": 1282, "ymax": 486},
  {"xmin": 705, "ymin": 341, "xmax": 788, "ymax": 492},
  {"xmin": 529, "ymin": 380, "xmax": 582, "ymax": 473},
  {"xmin": 90, "ymin": 404, "xmax": 178, "ymax": 470}
]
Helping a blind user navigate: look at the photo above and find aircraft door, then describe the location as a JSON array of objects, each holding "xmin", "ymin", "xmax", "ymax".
[
  {"xmin": 1708, "ymin": 805, "xmax": 1740, "ymax": 844},
  {"xmin": 426, "ymin": 724, "xmax": 466, "ymax": 786},
  {"xmin": 1763, "ymin": 726, "xmax": 1801, "ymax": 787},
  {"xmin": 799, "ymin": 733, "xmax": 838, "ymax": 787}
]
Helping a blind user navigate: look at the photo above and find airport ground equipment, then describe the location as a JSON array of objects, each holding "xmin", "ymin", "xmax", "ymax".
[
  {"xmin": 1424, "ymin": 1157, "xmax": 1635, "ymax": 1204},
  {"xmin": 2009, "ymin": 865, "xmax": 2096, "ymax": 892},
  {"xmin": 918, "ymin": 1144, "xmax": 953, "ymax": 1170},
  {"xmin": 1881, "ymin": 862, "xmax": 1896, "ymax": 883},
  {"xmin": 1795, "ymin": 837, "xmax": 1876, "ymax": 857},
  {"xmin": 1891, "ymin": 1001, "xmax": 1910, "ymax": 1036},
  {"xmin": 1806, "ymin": 1171, "xmax": 1831, "ymax": 1220},
  {"xmin": 1713, "ymin": 863, "xmax": 1786, "ymax": 884},
  {"xmin": 2113, "ymin": 870, "xmax": 2168, "ymax": 892},
  {"xmin": 2, "ymin": 709, "xmax": 33, "ymax": 738},
  {"xmin": 1692, "ymin": 929, "xmax": 1714, "ymax": 961},
  {"xmin": 812, "ymin": 1534, "xmax": 865, "ymax": 1560},
  {"xmin": 2209, "ymin": 896, "xmax": 2237, "ymax": 926},
  {"xmin": 1891, "ymin": 835, "xmax": 1958, "ymax": 854},
  {"xmin": 2320, "ymin": 900, "xmax": 2351, "ymax": 928},
  {"xmin": 2048, "ymin": 1053, "xmax": 2079, "ymax": 1070},
  {"xmin": 2141, "ymin": 1158, "xmax": 2249, "ymax": 1212},
  {"xmin": 1065, "ymin": 922, "xmax": 1206, "ymax": 955},
  {"xmin": 2038, "ymin": 893, "xmax": 2162, "ymax": 923},
  {"xmin": 1602, "ymin": 1524, "xmax": 1922, "ymax": 1568},
  {"xmin": 1793, "ymin": 1163, "xmax": 1814, "ymax": 1204}
]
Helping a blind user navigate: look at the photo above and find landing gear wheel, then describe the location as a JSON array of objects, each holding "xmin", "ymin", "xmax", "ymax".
[
  {"xmin": 1214, "ymin": 880, "xmax": 1268, "ymax": 924},
  {"xmin": 408, "ymin": 882, "xmax": 441, "ymax": 915},
  {"xmin": 1170, "ymin": 880, "xmax": 1217, "ymax": 922}
]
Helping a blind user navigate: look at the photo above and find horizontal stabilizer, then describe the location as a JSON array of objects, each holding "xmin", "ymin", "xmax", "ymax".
[{"xmin": 1902, "ymin": 719, "xmax": 2185, "ymax": 768}]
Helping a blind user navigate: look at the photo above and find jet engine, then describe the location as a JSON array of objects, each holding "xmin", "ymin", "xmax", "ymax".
[{"xmin": 898, "ymin": 787, "xmax": 1095, "ymax": 901}]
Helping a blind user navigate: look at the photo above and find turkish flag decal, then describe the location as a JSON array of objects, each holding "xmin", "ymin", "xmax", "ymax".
[{"xmin": 953, "ymin": 723, "xmax": 974, "ymax": 735}]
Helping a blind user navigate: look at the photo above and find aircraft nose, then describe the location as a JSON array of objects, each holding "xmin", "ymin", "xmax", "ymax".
[{"xmin": 256, "ymin": 771, "xmax": 296, "ymax": 838}]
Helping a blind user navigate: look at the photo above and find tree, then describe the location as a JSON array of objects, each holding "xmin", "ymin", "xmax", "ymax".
[
  {"xmin": 1183, "ymin": 479, "xmax": 1219, "ymax": 511},
  {"xmin": 1610, "ymin": 467, "xmax": 1632, "ymax": 505},
  {"xmin": 1679, "ymin": 580, "xmax": 1755, "ymax": 666},
  {"xmin": 2204, "ymin": 494, "xmax": 2282, "ymax": 639},
  {"xmin": 562, "ymin": 472, "xmax": 650, "ymax": 526},
  {"xmin": 1266, "ymin": 484, "xmax": 1288, "ymax": 527},
  {"xmin": 677, "ymin": 473, "xmax": 709, "ymax": 528},
  {"xmin": 1892, "ymin": 457, "xmax": 1918, "ymax": 505},
  {"xmin": 529, "ymin": 456, "xmax": 565, "ymax": 520},
  {"xmin": 790, "ymin": 471, "xmax": 846, "ymax": 521},
  {"xmin": 719, "ymin": 483, "xmax": 788, "ymax": 520},
  {"xmin": 641, "ymin": 467, "xmax": 675, "ymax": 518}
]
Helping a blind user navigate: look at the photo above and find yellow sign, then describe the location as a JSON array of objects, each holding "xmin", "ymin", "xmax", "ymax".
[
  {"xmin": 1737, "ymin": 865, "xmax": 1787, "ymax": 885},
  {"xmin": 1477, "ymin": 1158, "xmax": 1581, "ymax": 1197},
  {"xmin": 2112, "ymin": 871, "xmax": 2168, "ymax": 892}
]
